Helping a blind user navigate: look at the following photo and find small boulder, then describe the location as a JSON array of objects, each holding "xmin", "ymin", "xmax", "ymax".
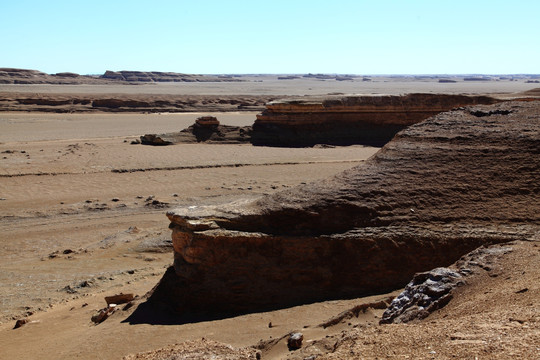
[
  {"xmin": 91, "ymin": 304, "xmax": 117, "ymax": 324},
  {"xmin": 287, "ymin": 332, "xmax": 303, "ymax": 350},
  {"xmin": 380, "ymin": 267, "xmax": 463, "ymax": 324},
  {"xmin": 13, "ymin": 318, "xmax": 29, "ymax": 329},
  {"xmin": 105, "ymin": 293, "xmax": 135, "ymax": 306}
]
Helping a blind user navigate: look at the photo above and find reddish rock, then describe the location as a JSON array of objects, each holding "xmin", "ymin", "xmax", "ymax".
[
  {"xmin": 105, "ymin": 293, "xmax": 135, "ymax": 306},
  {"xmin": 195, "ymin": 116, "xmax": 220, "ymax": 127},
  {"xmin": 13, "ymin": 318, "xmax": 29, "ymax": 329}
]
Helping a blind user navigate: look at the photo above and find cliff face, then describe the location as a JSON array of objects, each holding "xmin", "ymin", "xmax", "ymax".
[
  {"xmin": 252, "ymin": 93, "xmax": 498, "ymax": 146},
  {"xmin": 148, "ymin": 100, "xmax": 540, "ymax": 316}
]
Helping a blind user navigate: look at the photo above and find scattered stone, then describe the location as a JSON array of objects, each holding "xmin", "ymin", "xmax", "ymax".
[
  {"xmin": 470, "ymin": 109, "xmax": 512, "ymax": 117},
  {"xmin": 78, "ymin": 280, "xmax": 93, "ymax": 288},
  {"xmin": 62, "ymin": 285, "xmax": 78, "ymax": 294},
  {"xmin": 287, "ymin": 332, "xmax": 304, "ymax": 350},
  {"xmin": 105, "ymin": 293, "xmax": 135, "ymax": 306},
  {"xmin": 91, "ymin": 304, "xmax": 117, "ymax": 324},
  {"xmin": 111, "ymin": 198, "xmax": 120, "ymax": 202},
  {"xmin": 13, "ymin": 318, "xmax": 29, "ymax": 329},
  {"xmin": 130, "ymin": 139, "xmax": 141, "ymax": 145},
  {"xmin": 62, "ymin": 249, "xmax": 74, "ymax": 254},
  {"xmin": 145, "ymin": 199, "xmax": 169, "ymax": 208},
  {"xmin": 139, "ymin": 134, "xmax": 171, "ymax": 145},
  {"xmin": 126, "ymin": 226, "xmax": 140, "ymax": 234},
  {"xmin": 380, "ymin": 268, "xmax": 463, "ymax": 324}
]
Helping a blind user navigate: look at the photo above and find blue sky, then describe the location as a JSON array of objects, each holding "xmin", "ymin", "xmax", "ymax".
[{"xmin": 1, "ymin": 0, "xmax": 538, "ymax": 74}]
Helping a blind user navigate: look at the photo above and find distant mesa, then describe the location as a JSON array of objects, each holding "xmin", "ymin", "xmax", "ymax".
[
  {"xmin": 277, "ymin": 75, "xmax": 301, "ymax": 80},
  {"xmin": 463, "ymin": 76, "xmax": 493, "ymax": 81},
  {"xmin": 0, "ymin": 68, "xmax": 244, "ymax": 84},
  {"xmin": 100, "ymin": 70, "xmax": 244, "ymax": 83}
]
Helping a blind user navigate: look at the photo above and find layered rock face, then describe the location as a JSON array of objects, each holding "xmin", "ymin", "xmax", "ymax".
[
  {"xmin": 149, "ymin": 100, "xmax": 540, "ymax": 315},
  {"xmin": 252, "ymin": 93, "xmax": 498, "ymax": 146},
  {"xmin": 0, "ymin": 93, "xmax": 272, "ymax": 113}
]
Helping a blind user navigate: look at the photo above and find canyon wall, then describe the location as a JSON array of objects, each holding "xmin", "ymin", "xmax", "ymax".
[
  {"xmin": 252, "ymin": 93, "xmax": 498, "ymax": 146},
  {"xmin": 147, "ymin": 100, "xmax": 540, "ymax": 316}
]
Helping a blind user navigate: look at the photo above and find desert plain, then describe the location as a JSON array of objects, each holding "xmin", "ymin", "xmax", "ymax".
[{"xmin": 0, "ymin": 74, "xmax": 539, "ymax": 359}]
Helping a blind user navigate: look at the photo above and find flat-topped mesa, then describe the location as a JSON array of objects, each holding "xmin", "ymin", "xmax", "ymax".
[
  {"xmin": 148, "ymin": 100, "xmax": 540, "ymax": 316},
  {"xmin": 252, "ymin": 93, "xmax": 498, "ymax": 147}
]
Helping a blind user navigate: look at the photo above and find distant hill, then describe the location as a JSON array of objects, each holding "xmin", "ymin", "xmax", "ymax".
[{"xmin": 0, "ymin": 68, "xmax": 243, "ymax": 85}]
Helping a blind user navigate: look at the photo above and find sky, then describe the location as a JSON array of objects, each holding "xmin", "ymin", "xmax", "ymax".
[{"xmin": 1, "ymin": 0, "xmax": 539, "ymax": 75}]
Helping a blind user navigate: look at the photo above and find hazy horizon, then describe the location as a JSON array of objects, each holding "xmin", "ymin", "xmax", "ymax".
[{"xmin": 3, "ymin": 68, "xmax": 540, "ymax": 77}]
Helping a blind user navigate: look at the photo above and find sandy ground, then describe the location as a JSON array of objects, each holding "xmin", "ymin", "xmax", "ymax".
[
  {"xmin": 0, "ymin": 109, "xmax": 381, "ymax": 359},
  {"xmin": 1, "ymin": 80, "xmax": 538, "ymax": 359},
  {"xmin": 2, "ymin": 75, "xmax": 539, "ymax": 96}
]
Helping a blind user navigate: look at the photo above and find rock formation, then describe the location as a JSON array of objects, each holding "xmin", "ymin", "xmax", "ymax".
[
  {"xmin": 140, "ymin": 116, "xmax": 252, "ymax": 145},
  {"xmin": 0, "ymin": 93, "xmax": 273, "ymax": 113},
  {"xmin": 0, "ymin": 68, "xmax": 244, "ymax": 84},
  {"xmin": 379, "ymin": 245, "xmax": 514, "ymax": 324},
  {"xmin": 251, "ymin": 93, "xmax": 498, "ymax": 146},
  {"xmin": 145, "ymin": 100, "xmax": 540, "ymax": 316},
  {"xmin": 101, "ymin": 70, "xmax": 244, "ymax": 83}
]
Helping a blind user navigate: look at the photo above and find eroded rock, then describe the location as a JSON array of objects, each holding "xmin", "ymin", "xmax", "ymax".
[
  {"xmin": 141, "ymin": 116, "xmax": 252, "ymax": 145},
  {"xmin": 252, "ymin": 93, "xmax": 498, "ymax": 146},
  {"xmin": 146, "ymin": 100, "xmax": 540, "ymax": 316},
  {"xmin": 379, "ymin": 268, "xmax": 463, "ymax": 324},
  {"xmin": 105, "ymin": 293, "xmax": 135, "ymax": 306},
  {"xmin": 287, "ymin": 332, "xmax": 304, "ymax": 350}
]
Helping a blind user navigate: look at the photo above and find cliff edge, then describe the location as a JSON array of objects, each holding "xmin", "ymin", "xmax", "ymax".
[{"xmin": 147, "ymin": 100, "xmax": 540, "ymax": 316}]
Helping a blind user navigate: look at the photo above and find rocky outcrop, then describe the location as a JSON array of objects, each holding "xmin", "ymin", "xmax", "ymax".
[
  {"xmin": 379, "ymin": 267, "xmax": 463, "ymax": 324},
  {"xmin": 141, "ymin": 116, "xmax": 252, "ymax": 145},
  {"xmin": 380, "ymin": 245, "xmax": 514, "ymax": 324},
  {"xmin": 252, "ymin": 93, "xmax": 498, "ymax": 146},
  {"xmin": 145, "ymin": 100, "xmax": 540, "ymax": 316}
]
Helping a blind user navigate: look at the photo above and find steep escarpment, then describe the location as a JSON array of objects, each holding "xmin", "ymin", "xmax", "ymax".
[
  {"xmin": 252, "ymin": 93, "xmax": 498, "ymax": 146},
  {"xmin": 147, "ymin": 100, "xmax": 540, "ymax": 316}
]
